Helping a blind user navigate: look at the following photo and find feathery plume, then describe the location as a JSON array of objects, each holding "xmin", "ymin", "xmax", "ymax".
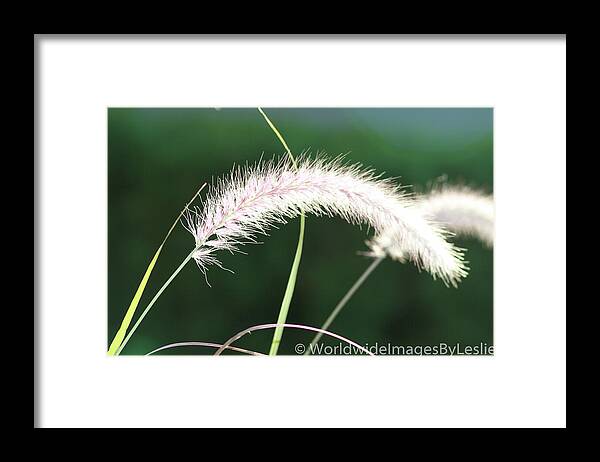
[
  {"xmin": 368, "ymin": 186, "xmax": 494, "ymax": 269},
  {"xmin": 184, "ymin": 156, "xmax": 468, "ymax": 285},
  {"xmin": 418, "ymin": 186, "xmax": 494, "ymax": 246}
]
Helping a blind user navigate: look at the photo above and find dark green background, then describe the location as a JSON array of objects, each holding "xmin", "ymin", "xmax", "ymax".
[{"xmin": 108, "ymin": 108, "xmax": 493, "ymax": 355}]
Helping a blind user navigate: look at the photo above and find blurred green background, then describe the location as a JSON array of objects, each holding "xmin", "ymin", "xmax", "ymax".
[{"xmin": 108, "ymin": 108, "xmax": 493, "ymax": 355}]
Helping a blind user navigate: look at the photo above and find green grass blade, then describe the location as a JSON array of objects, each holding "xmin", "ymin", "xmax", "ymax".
[
  {"xmin": 257, "ymin": 107, "xmax": 298, "ymax": 169},
  {"xmin": 107, "ymin": 246, "xmax": 163, "ymax": 355},
  {"xmin": 269, "ymin": 215, "xmax": 305, "ymax": 355},
  {"xmin": 257, "ymin": 107, "xmax": 305, "ymax": 356},
  {"xmin": 115, "ymin": 247, "xmax": 198, "ymax": 355},
  {"xmin": 107, "ymin": 183, "xmax": 206, "ymax": 356}
]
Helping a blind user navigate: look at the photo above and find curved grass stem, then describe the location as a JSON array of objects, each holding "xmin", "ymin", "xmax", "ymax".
[
  {"xmin": 146, "ymin": 342, "xmax": 265, "ymax": 356},
  {"xmin": 214, "ymin": 323, "xmax": 375, "ymax": 356}
]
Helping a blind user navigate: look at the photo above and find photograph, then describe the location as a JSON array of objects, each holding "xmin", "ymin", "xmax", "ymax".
[
  {"xmin": 35, "ymin": 35, "xmax": 565, "ymax": 429},
  {"xmin": 108, "ymin": 108, "xmax": 494, "ymax": 356}
]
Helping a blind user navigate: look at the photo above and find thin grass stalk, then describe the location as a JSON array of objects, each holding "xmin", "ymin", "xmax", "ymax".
[
  {"xmin": 115, "ymin": 247, "xmax": 198, "ymax": 355},
  {"xmin": 257, "ymin": 107, "xmax": 305, "ymax": 356},
  {"xmin": 269, "ymin": 216, "xmax": 305, "ymax": 355},
  {"xmin": 305, "ymin": 256, "xmax": 384, "ymax": 355},
  {"xmin": 108, "ymin": 183, "xmax": 206, "ymax": 355}
]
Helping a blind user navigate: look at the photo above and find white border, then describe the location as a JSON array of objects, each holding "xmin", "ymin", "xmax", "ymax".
[{"xmin": 36, "ymin": 36, "xmax": 566, "ymax": 428}]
